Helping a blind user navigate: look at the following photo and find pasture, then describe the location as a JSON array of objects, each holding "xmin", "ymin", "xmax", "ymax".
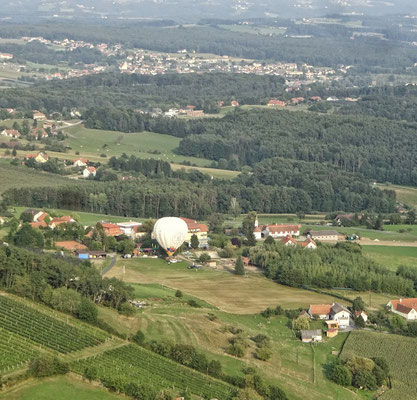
[
  {"xmin": 65, "ymin": 125, "xmax": 207, "ymax": 166},
  {"xmin": 0, "ymin": 376, "xmax": 125, "ymax": 400},
  {"xmin": 105, "ymin": 257, "xmax": 346, "ymax": 314},
  {"xmin": 362, "ymin": 245, "xmax": 417, "ymax": 271},
  {"xmin": 341, "ymin": 331, "xmax": 417, "ymax": 400},
  {"xmin": 0, "ymin": 159, "xmax": 76, "ymax": 194}
]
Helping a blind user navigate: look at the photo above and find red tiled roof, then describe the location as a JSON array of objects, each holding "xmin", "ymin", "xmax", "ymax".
[
  {"xmin": 180, "ymin": 217, "xmax": 207, "ymax": 232},
  {"xmin": 298, "ymin": 237, "xmax": 317, "ymax": 248},
  {"xmin": 73, "ymin": 158, "xmax": 88, "ymax": 163},
  {"xmin": 267, "ymin": 224, "xmax": 301, "ymax": 234},
  {"xmin": 391, "ymin": 298, "xmax": 417, "ymax": 314},
  {"xmin": 281, "ymin": 235, "xmax": 296, "ymax": 244},
  {"xmin": 51, "ymin": 216, "xmax": 74, "ymax": 226},
  {"xmin": 37, "ymin": 212, "xmax": 49, "ymax": 222},
  {"xmin": 309, "ymin": 304, "xmax": 332, "ymax": 315}
]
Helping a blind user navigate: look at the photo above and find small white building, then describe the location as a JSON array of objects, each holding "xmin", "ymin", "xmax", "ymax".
[
  {"xmin": 83, "ymin": 166, "xmax": 96, "ymax": 178},
  {"xmin": 73, "ymin": 158, "xmax": 88, "ymax": 167},
  {"xmin": 387, "ymin": 298, "xmax": 417, "ymax": 320},
  {"xmin": 116, "ymin": 221, "xmax": 143, "ymax": 238}
]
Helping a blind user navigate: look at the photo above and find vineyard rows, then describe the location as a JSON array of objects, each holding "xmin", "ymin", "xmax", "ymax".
[
  {"xmin": 0, "ymin": 328, "xmax": 39, "ymax": 373},
  {"xmin": 0, "ymin": 295, "xmax": 108, "ymax": 354},
  {"xmin": 341, "ymin": 331, "xmax": 417, "ymax": 399},
  {"xmin": 72, "ymin": 344, "xmax": 236, "ymax": 399}
]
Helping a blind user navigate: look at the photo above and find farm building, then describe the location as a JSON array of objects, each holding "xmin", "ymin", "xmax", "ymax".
[
  {"xmin": 255, "ymin": 222, "xmax": 302, "ymax": 240},
  {"xmin": 300, "ymin": 329, "xmax": 322, "ymax": 343},
  {"xmin": 387, "ymin": 298, "xmax": 417, "ymax": 320},
  {"xmin": 306, "ymin": 230, "xmax": 344, "ymax": 242},
  {"xmin": 325, "ymin": 321, "xmax": 339, "ymax": 338}
]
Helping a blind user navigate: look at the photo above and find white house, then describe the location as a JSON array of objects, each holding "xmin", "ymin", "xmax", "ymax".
[
  {"xmin": 73, "ymin": 158, "xmax": 88, "ymax": 167},
  {"xmin": 1, "ymin": 129, "xmax": 21, "ymax": 138},
  {"xmin": 330, "ymin": 303, "xmax": 351, "ymax": 328},
  {"xmin": 387, "ymin": 298, "xmax": 417, "ymax": 320},
  {"xmin": 116, "ymin": 221, "xmax": 143, "ymax": 238},
  {"xmin": 354, "ymin": 310, "xmax": 368, "ymax": 322},
  {"xmin": 83, "ymin": 166, "xmax": 97, "ymax": 178}
]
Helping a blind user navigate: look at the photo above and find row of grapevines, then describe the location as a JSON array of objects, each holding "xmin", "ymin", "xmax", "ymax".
[
  {"xmin": 72, "ymin": 344, "xmax": 236, "ymax": 399},
  {"xmin": 0, "ymin": 295, "xmax": 106, "ymax": 353},
  {"xmin": 0, "ymin": 328, "xmax": 39, "ymax": 373},
  {"xmin": 341, "ymin": 331, "xmax": 417, "ymax": 396}
]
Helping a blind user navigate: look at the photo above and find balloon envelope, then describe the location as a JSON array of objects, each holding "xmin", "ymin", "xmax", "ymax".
[{"xmin": 153, "ymin": 217, "xmax": 188, "ymax": 257}]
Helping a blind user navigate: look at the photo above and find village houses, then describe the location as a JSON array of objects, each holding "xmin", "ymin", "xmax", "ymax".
[
  {"xmin": 83, "ymin": 166, "xmax": 97, "ymax": 178},
  {"xmin": 25, "ymin": 152, "xmax": 49, "ymax": 163},
  {"xmin": 180, "ymin": 217, "xmax": 209, "ymax": 248},
  {"xmin": 307, "ymin": 302, "xmax": 351, "ymax": 328},
  {"xmin": 1, "ymin": 129, "xmax": 21, "ymax": 138}
]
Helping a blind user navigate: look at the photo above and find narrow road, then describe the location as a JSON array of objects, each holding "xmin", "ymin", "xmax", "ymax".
[{"xmin": 102, "ymin": 256, "xmax": 117, "ymax": 276}]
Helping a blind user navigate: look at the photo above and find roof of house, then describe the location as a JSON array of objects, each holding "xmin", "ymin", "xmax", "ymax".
[
  {"xmin": 36, "ymin": 212, "xmax": 49, "ymax": 222},
  {"xmin": 266, "ymin": 224, "xmax": 302, "ymax": 234},
  {"xmin": 330, "ymin": 302, "xmax": 350, "ymax": 315},
  {"xmin": 73, "ymin": 158, "xmax": 88, "ymax": 163},
  {"xmin": 55, "ymin": 241, "xmax": 88, "ymax": 251},
  {"xmin": 309, "ymin": 304, "xmax": 332, "ymax": 315},
  {"xmin": 301, "ymin": 329, "xmax": 322, "ymax": 339},
  {"xmin": 85, "ymin": 166, "xmax": 96, "ymax": 173},
  {"xmin": 281, "ymin": 235, "xmax": 297, "ymax": 245},
  {"xmin": 390, "ymin": 298, "xmax": 417, "ymax": 314},
  {"xmin": 180, "ymin": 217, "xmax": 208, "ymax": 233},
  {"xmin": 354, "ymin": 310, "xmax": 367, "ymax": 317},
  {"xmin": 298, "ymin": 237, "xmax": 317, "ymax": 248},
  {"xmin": 51, "ymin": 216, "xmax": 74, "ymax": 225}
]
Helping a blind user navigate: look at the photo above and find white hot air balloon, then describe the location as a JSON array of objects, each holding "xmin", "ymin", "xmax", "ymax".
[{"xmin": 153, "ymin": 217, "xmax": 188, "ymax": 257}]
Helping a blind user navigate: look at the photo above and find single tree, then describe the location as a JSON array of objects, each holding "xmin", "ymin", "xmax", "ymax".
[
  {"xmin": 190, "ymin": 234, "xmax": 199, "ymax": 249},
  {"xmin": 235, "ymin": 256, "xmax": 245, "ymax": 275}
]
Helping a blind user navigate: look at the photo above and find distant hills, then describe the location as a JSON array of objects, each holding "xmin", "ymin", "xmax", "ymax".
[{"xmin": 1, "ymin": 0, "xmax": 417, "ymax": 22}]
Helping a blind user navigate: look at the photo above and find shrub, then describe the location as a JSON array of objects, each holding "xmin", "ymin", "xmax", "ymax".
[
  {"xmin": 187, "ymin": 299, "xmax": 201, "ymax": 308},
  {"xmin": 132, "ymin": 330, "xmax": 145, "ymax": 346},
  {"xmin": 255, "ymin": 345, "xmax": 272, "ymax": 361},
  {"xmin": 75, "ymin": 298, "xmax": 98, "ymax": 323},
  {"xmin": 175, "ymin": 289, "xmax": 183, "ymax": 298},
  {"xmin": 226, "ymin": 343, "xmax": 245, "ymax": 358},
  {"xmin": 83, "ymin": 365, "xmax": 98, "ymax": 382},
  {"xmin": 29, "ymin": 355, "xmax": 68, "ymax": 378},
  {"xmin": 329, "ymin": 364, "xmax": 352, "ymax": 387}
]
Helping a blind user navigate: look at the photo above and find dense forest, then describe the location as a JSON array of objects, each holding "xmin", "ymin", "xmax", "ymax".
[
  {"xmin": 2, "ymin": 165, "xmax": 396, "ymax": 217},
  {"xmin": 170, "ymin": 109, "xmax": 417, "ymax": 186},
  {"xmin": 0, "ymin": 73, "xmax": 285, "ymax": 113},
  {"xmin": 250, "ymin": 242, "xmax": 415, "ymax": 296}
]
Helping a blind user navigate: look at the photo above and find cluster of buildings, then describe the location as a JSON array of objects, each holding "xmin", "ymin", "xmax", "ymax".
[
  {"xmin": 118, "ymin": 51, "xmax": 346, "ymax": 84},
  {"xmin": 253, "ymin": 219, "xmax": 345, "ymax": 245},
  {"xmin": 25, "ymin": 209, "xmax": 76, "ymax": 229}
]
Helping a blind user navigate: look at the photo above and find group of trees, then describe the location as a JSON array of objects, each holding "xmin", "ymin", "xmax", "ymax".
[
  {"xmin": 329, "ymin": 356, "xmax": 390, "ymax": 391},
  {"xmin": 0, "ymin": 245, "xmax": 134, "ymax": 313},
  {"xmin": 249, "ymin": 241, "xmax": 415, "ymax": 296}
]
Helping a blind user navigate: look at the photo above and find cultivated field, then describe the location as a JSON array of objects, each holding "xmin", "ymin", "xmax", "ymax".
[{"xmin": 341, "ymin": 330, "xmax": 417, "ymax": 400}]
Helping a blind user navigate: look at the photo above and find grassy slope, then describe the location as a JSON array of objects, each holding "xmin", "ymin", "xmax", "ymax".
[
  {"xmin": 100, "ymin": 261, "xmax": 368, "ymax": 400},
  {"xmin": 377, "ymin": 183, "xmax": 417, "ymax": 209},
  {"xmin": 0, "ymin": 376, "xmax": 126, "ymax": 400},
  {"xmin": 0, "ymin": 159, "xmax": 76, "ymax": 195}
]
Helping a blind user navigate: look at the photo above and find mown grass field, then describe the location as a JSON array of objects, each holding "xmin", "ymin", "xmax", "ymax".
[
  {"xmin": 341, "ymin": 330, "xmax": 417, "ymax": 400},
  {"xmin": 106, "ymin": 257, "xmax": 346, "ymax": 314},
  {"xmin": 362, "ymin": 245, "xmax": 417, "ymax": 271},
  {"xmin": 0, "ymin": 376, "xmax": 126, "ymax": 400}
]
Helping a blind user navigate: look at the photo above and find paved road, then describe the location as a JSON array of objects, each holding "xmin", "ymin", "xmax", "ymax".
[{"xmin": 102, "ymin": 256, "xmax": 117, "ymax": 276}]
